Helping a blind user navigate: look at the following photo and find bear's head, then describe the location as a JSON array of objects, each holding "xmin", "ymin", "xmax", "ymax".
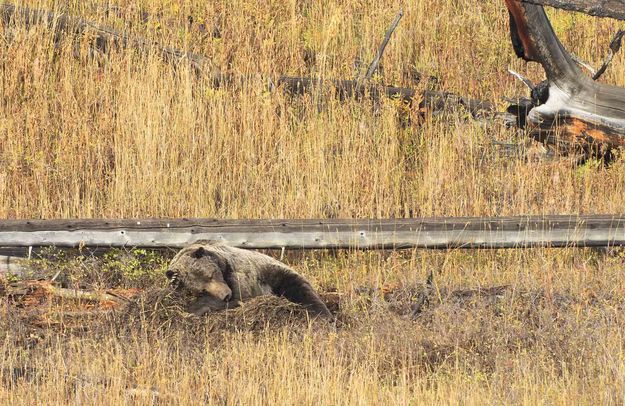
[{"xmin": 166, "ymin": 244, "xmax": 232, "ymax": 302}]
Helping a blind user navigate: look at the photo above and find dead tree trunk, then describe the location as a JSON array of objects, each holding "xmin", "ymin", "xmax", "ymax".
[
  {"xmin": 505, "ymin": 1, "xmax": 625, "ymax": 154},
  {"xmin": 521, "ymin": 0, "xmax": 625, "ymax": 21}
]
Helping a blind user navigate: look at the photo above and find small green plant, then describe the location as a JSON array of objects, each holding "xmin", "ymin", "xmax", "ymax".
[
  {"xmin": 24, "ymin": 248, "xmax": 170, "ymax": 289},
  {"xmin": 3, "ymin": 273, "xmax": 20, "ymax": 283},
  {"xmin": 100, "ymin": 248, "xmax": 169, "ymax": 286}
]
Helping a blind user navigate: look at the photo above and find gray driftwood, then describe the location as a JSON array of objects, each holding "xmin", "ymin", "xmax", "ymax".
[
  {"xmin": 0, "ymin": 216, "xmax": 623, "ymax": 250},
  {"xmin": 505, "ymin": 0, "xmax": 625, "ymax": 154}
]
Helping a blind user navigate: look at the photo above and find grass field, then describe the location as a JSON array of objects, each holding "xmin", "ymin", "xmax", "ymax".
[{"xmin": 1, "ymin": 0, "xmax": 625, "ymax": 404}]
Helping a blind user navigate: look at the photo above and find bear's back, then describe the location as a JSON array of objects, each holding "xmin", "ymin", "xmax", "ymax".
[
  {"xmin": 203, "ymin": 243, "xmax": 287, "ymax": 299},
  {"xmin": 205, "ymin": 243, "xmax": 285, "ymax": 270}
]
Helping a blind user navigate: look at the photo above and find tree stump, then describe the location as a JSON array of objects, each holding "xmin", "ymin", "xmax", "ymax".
[{"xmin": 505, "ymin": 1, "xmax": 625, "ymax": 156}]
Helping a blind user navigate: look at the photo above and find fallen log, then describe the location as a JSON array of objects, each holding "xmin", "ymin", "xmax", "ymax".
[
  {"xmin": 0, "ymin": 3, "xmax": 494, "ymax": 117},
  {"xmin": 275, "ymin": 76, "xmax": 493, "ymax": 117},
  {"xmin": 0, "ymin": 3, "xmax": 211, "ymax": 73},
  {"xmin": 521, "ymin": 0, "xmax": 625, "ymax": 20},
  {"xmin": 505, "ymin": 1, "xmax": 625, "ymax": 155},
  {"xmin": 46, "ymin": 285, "xmax": 128, "ymax": 304},
  {"xmin": 0, "ymin": 216, "xmax": 624, "ymax": 250},
  {"xmin": 3, "ymin": 280, "xmax": 138, "ymax": 317},
  {"xmin": 3, "ymin": 280, "xmax": 128, "ymax": 303}
]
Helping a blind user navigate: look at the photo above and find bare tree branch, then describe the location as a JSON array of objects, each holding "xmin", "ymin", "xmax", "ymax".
[
  {"xmin": 593, "ymin": 29, "xmax": 625, "ymax": 80},
  {"xmin": 364, "ymin": 8, "xmax": 404, "ymax": 80}
]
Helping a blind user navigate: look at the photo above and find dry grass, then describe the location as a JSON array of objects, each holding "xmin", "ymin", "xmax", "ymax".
[
  {"xmin": 2, "ymin": 0, "xmax": 625, "ymax": 404},
  {"xmin": 3, "ymin": 249, "xmax": 625, "ymax": 404},
  {"xmin": 1, "ymin": 0, "xmax": 624, "ymax": 218}
]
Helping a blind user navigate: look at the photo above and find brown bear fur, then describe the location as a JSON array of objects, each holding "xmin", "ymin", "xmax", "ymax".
[{"xmin": 166, "ymin": 242, "xmax": 332, "ymax": 318}]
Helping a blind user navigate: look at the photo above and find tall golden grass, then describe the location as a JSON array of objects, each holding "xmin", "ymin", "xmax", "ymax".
[
  {"xmin": 1, "ymin": 1, "xmax": 625, "ymax": 404},
  {"xmin": 1, "ymin": 0, "xmax": 624, "ymax": 219}
]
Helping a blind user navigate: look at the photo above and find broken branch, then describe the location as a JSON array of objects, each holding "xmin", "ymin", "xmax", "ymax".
[
  {"xmin": 593, "ymin": 29, "xmax": 625, "ymax": 80},
  {"xmin": 46, "ymin": 285, "xmax": 128, "ymax": 304},
  {"xmin": 364, "ymin": 8, "xmax": 404, "ymax": 80}
]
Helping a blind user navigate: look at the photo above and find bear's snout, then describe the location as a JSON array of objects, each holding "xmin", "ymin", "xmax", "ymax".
[{"xmin": 204, "ymin": 280, "xmax": 233, "ymax": 302}]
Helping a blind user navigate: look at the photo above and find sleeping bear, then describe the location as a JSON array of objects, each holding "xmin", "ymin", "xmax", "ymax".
[{"xmin": 166, "ymin": 242, "xmax": 332, "ymax": 318}]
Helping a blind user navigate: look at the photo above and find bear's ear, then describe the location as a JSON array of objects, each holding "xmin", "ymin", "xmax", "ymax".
[
  {"xmin": 191, "ymin": 246, "xmax": 207, "ymax": 259},
  {"xmin": 190, "ymin": 246, "xmax": 229, "ymax": 273}
]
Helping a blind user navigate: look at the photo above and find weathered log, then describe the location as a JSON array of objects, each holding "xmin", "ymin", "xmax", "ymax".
[
  {"xmin": 0, "ymin": 216, "xmax": 624, "ymax": 250},
  {"xmin": 1, "ymin": 4, "xmax": 493, "ymax": 117},
  {"xmin": 0, "ymin": 3, "xmax": 211, "ymax": 73},
  {"xmin": 505, "ymin": 1, "xmax": 625, "ymax": 154},
  {"xmin": 521, "ymin": 0, "xmax": 625, "ymax": 20},
  {"xmin": 275, "ymin": 76, "xmax": 493, "ymax": 117},
  {"xmin": 4, "ymin": 280, "xmax": 130, "ymax": 305},
  {"xmin": 46, "ymin": 285, "xmax": 128, "ymax": 304}
]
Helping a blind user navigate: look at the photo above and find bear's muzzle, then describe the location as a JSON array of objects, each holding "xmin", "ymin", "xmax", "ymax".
[{"xmin": 204, "ymin": 280, "xmax": 232, "ymax": 302}]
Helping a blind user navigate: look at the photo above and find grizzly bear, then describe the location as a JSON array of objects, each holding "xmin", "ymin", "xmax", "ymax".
[{"xmin": 166, "ymin": 242, "xmax": 332, "ymax": 318}]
